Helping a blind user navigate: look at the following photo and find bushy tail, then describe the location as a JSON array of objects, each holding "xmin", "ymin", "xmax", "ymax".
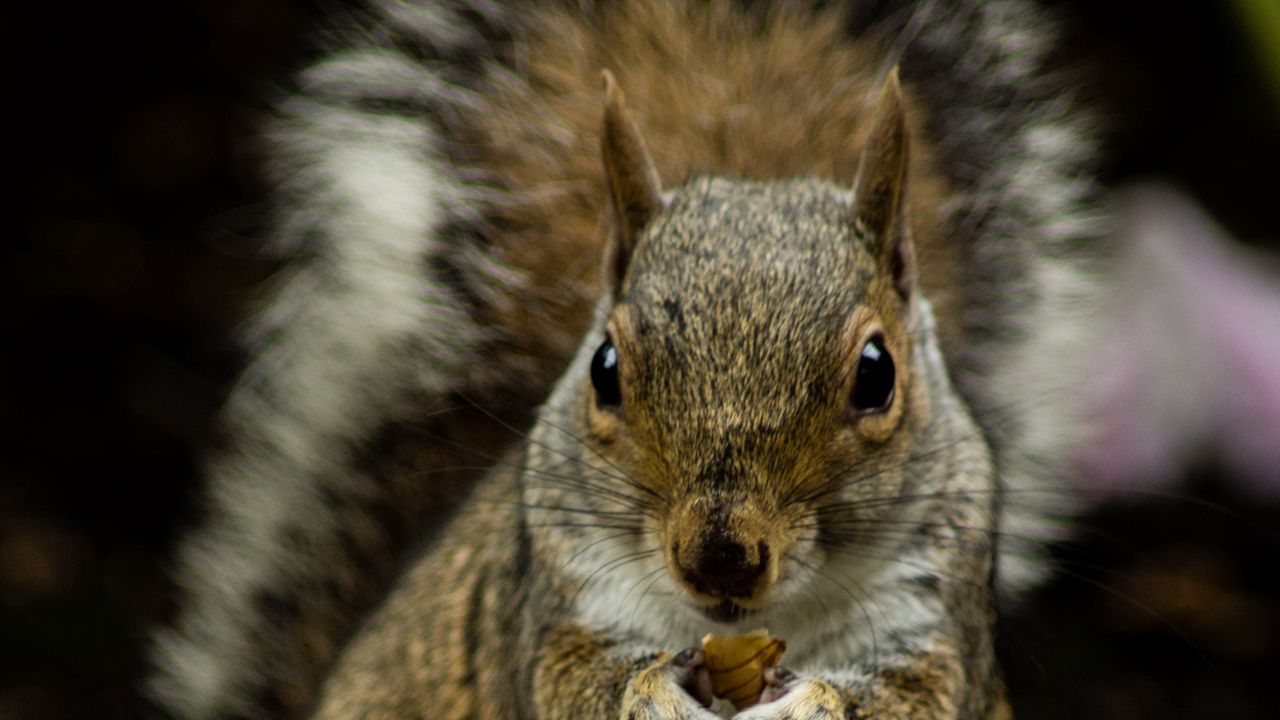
[{"xmin": 146, "ymin": 3, "xmax": 533, "ymax": 718}]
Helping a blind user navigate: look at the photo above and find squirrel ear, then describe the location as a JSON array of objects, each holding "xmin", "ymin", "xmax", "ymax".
[
  {"xmin": 601, "ymin": 70, "xmax": 663, "ymax": 294},
  {"xmin": 852, "ymin": 68, "xmax": 914, "ymax": 301}
]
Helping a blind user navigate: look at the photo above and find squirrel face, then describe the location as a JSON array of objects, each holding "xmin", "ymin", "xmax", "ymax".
[
  {"xmin": 583, "ymin": 177, "xmax": 921, "ymax": 620},
  {"xmin": 551, "ymin": 71, "xmax": 930, "ymax": 623}
]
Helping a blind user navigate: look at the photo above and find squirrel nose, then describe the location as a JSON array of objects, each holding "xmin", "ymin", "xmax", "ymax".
[{"xmin": 680, "ymin": 539, "xmax": 770, "ymax": 600}]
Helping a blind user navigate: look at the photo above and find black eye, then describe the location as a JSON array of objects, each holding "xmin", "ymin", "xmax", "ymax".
[
  {"xmin": 591, "ymin": 337, "xmax": 622, "ymax": 407},
  {"xmin": 851, "ymin": 336, "xmax": 895, "ymax": 413}
]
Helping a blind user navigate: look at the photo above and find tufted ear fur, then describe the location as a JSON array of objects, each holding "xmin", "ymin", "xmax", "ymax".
[
  {"xmin": 601, "ymin": 69, "xmax": 664, "ymax": 295},
  {"xmin": 853, "ymin": 68, "xmax": 915, "ymax": 301}
]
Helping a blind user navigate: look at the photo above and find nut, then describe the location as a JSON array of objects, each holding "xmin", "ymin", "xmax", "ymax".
[{"xmin": 700, "ymin": 629, "xmax": 786, "ymax": 709}]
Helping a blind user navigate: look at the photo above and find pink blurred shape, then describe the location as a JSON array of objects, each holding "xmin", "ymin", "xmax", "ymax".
[{"xmin": 1077, "ymin": 185, "xmax": 1280, "ymax": 499}]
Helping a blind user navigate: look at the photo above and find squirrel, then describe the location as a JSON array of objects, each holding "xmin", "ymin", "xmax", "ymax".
[{"xmin": 148, "ymin": 1, "xmax": 1100, "ymax": 718}]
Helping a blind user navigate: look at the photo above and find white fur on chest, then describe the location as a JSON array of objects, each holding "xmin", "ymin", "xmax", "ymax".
[{"xmin": 569, "ymin": 534, "xmax": 943, "ymax": 670}]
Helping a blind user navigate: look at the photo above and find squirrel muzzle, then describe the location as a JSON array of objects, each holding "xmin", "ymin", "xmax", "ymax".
[{"xmin": 666, "ymin": 499, "xmax": 781, "ymax": 612}]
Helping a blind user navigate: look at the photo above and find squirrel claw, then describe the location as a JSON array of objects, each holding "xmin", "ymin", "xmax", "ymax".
[
  {"xmin": 620, "ymin": 651, "xmax": 719, "ymax": 719},
  {"xmin": 757, "ymin": 667, "xmax": 798, "ymax": 705},
  {"xmin": 674, "ymin": 648, "xmax": 715, "ymax": 707},
  {"xmin": 736, "ymin": 674, "xmax": 844, "ymax": 720}
]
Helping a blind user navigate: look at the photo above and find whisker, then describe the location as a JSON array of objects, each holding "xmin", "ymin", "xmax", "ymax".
[
  {"xmin": 414, "ymin": 424, "xmax": 651, "ymax": 509},
  {"xmin": 806, "ymin": 487, "xmax": 1279, "ymax": 550},
  {"xmin": 791, "ymin": 556, "xmax": 882, "ymax": 671},
  {"xmin": 571, "ymin": 549, "xmax": 660, "ymax": 608},
  {"xmin": 624, "ymin": 565, "xmax": 670, "ymax": 626},
  {"xmin": 792, "ymin": 371, "xmax": 1091, "ymax": 508},
  {"xmin": 800, "ymin": 535, "xmax": 997, "ymax": 598},
  {"xmin": 531, "ymin": 412, "xmax": 670, "ymax": 507},
  {"xmin": 402, "ymin": 423, "xmax": 661, "ymax": 517},
  {"xmin": 788, "ymin": 434, "xmax": 974, "ymax": 507},
  {"xmin": 527, "ymin": 522, "xmax": 645, "ymax": 531},
  {"xmin": 520, "ymin": 503, "xmax": 643, "ymax": 519},
  {"xmin": 456, "ymin": 389, "xmax": 665, "ymax": 506},
  {"xmin": 566, "ymin": 530, "xmax": 643, "ymax": 566},
  {"xmin": 796, "ymin": 519, "xmax": 1057, "ymax": 552}
]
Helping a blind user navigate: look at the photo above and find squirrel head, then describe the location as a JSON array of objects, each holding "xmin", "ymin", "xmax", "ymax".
[{"xmin": 540, "ymin": 70, "xmax": 933, "ymax": 624}]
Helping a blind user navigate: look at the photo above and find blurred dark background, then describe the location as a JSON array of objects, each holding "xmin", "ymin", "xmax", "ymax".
[{"xmin": 2, "ymin": 1, "xmax": 1278, "ymax": 719}]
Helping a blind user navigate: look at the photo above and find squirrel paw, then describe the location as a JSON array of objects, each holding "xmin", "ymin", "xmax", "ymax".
[
  {"xmin": 733, "ymin": 669, "xmax": 845, "ymax": 720},
  {"xmin": 620, "ymin": 648, "xmax": 718, "ymax": 720}
]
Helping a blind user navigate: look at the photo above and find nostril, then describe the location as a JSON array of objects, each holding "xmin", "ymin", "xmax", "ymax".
[
  {"xmin": 697, "ymin": 538, "xmax": 747, "ymax": 577},
  {"xmin": 684, "ymin": 537, "xmax": 765, "ymax": 599}
]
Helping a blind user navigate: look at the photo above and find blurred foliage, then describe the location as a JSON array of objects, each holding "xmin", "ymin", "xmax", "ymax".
[{"xmin": 1232, "ymin": 0, "xmax": 1280, "ymax": 113}]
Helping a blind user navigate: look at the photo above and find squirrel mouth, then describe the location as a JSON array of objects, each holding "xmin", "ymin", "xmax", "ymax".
[{"xmin": 702, "ymin": 600, "xmax": 756, "ymax": 623}]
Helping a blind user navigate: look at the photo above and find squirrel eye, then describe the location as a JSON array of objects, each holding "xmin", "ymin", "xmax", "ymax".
[
  {"xmin": 851, "ymin": 335, "xmax": 895, "ymax": 413},
  {"xmin": 591, "ymin": 337, "xmax": 622, "ymax": 407}
]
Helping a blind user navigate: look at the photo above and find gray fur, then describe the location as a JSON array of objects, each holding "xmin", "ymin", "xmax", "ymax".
[
  {"xmin": 148, "ymin": 1, "xmax": 1102, "ymax": 717},
  {"xmin": 148, "ymin": 4, "xmax": 507, "ymax": 717}
]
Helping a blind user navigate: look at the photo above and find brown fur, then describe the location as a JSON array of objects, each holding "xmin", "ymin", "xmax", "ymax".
[{"xmin": 456, "ymin": 0, "xmax": 960, "ymax": 376}]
